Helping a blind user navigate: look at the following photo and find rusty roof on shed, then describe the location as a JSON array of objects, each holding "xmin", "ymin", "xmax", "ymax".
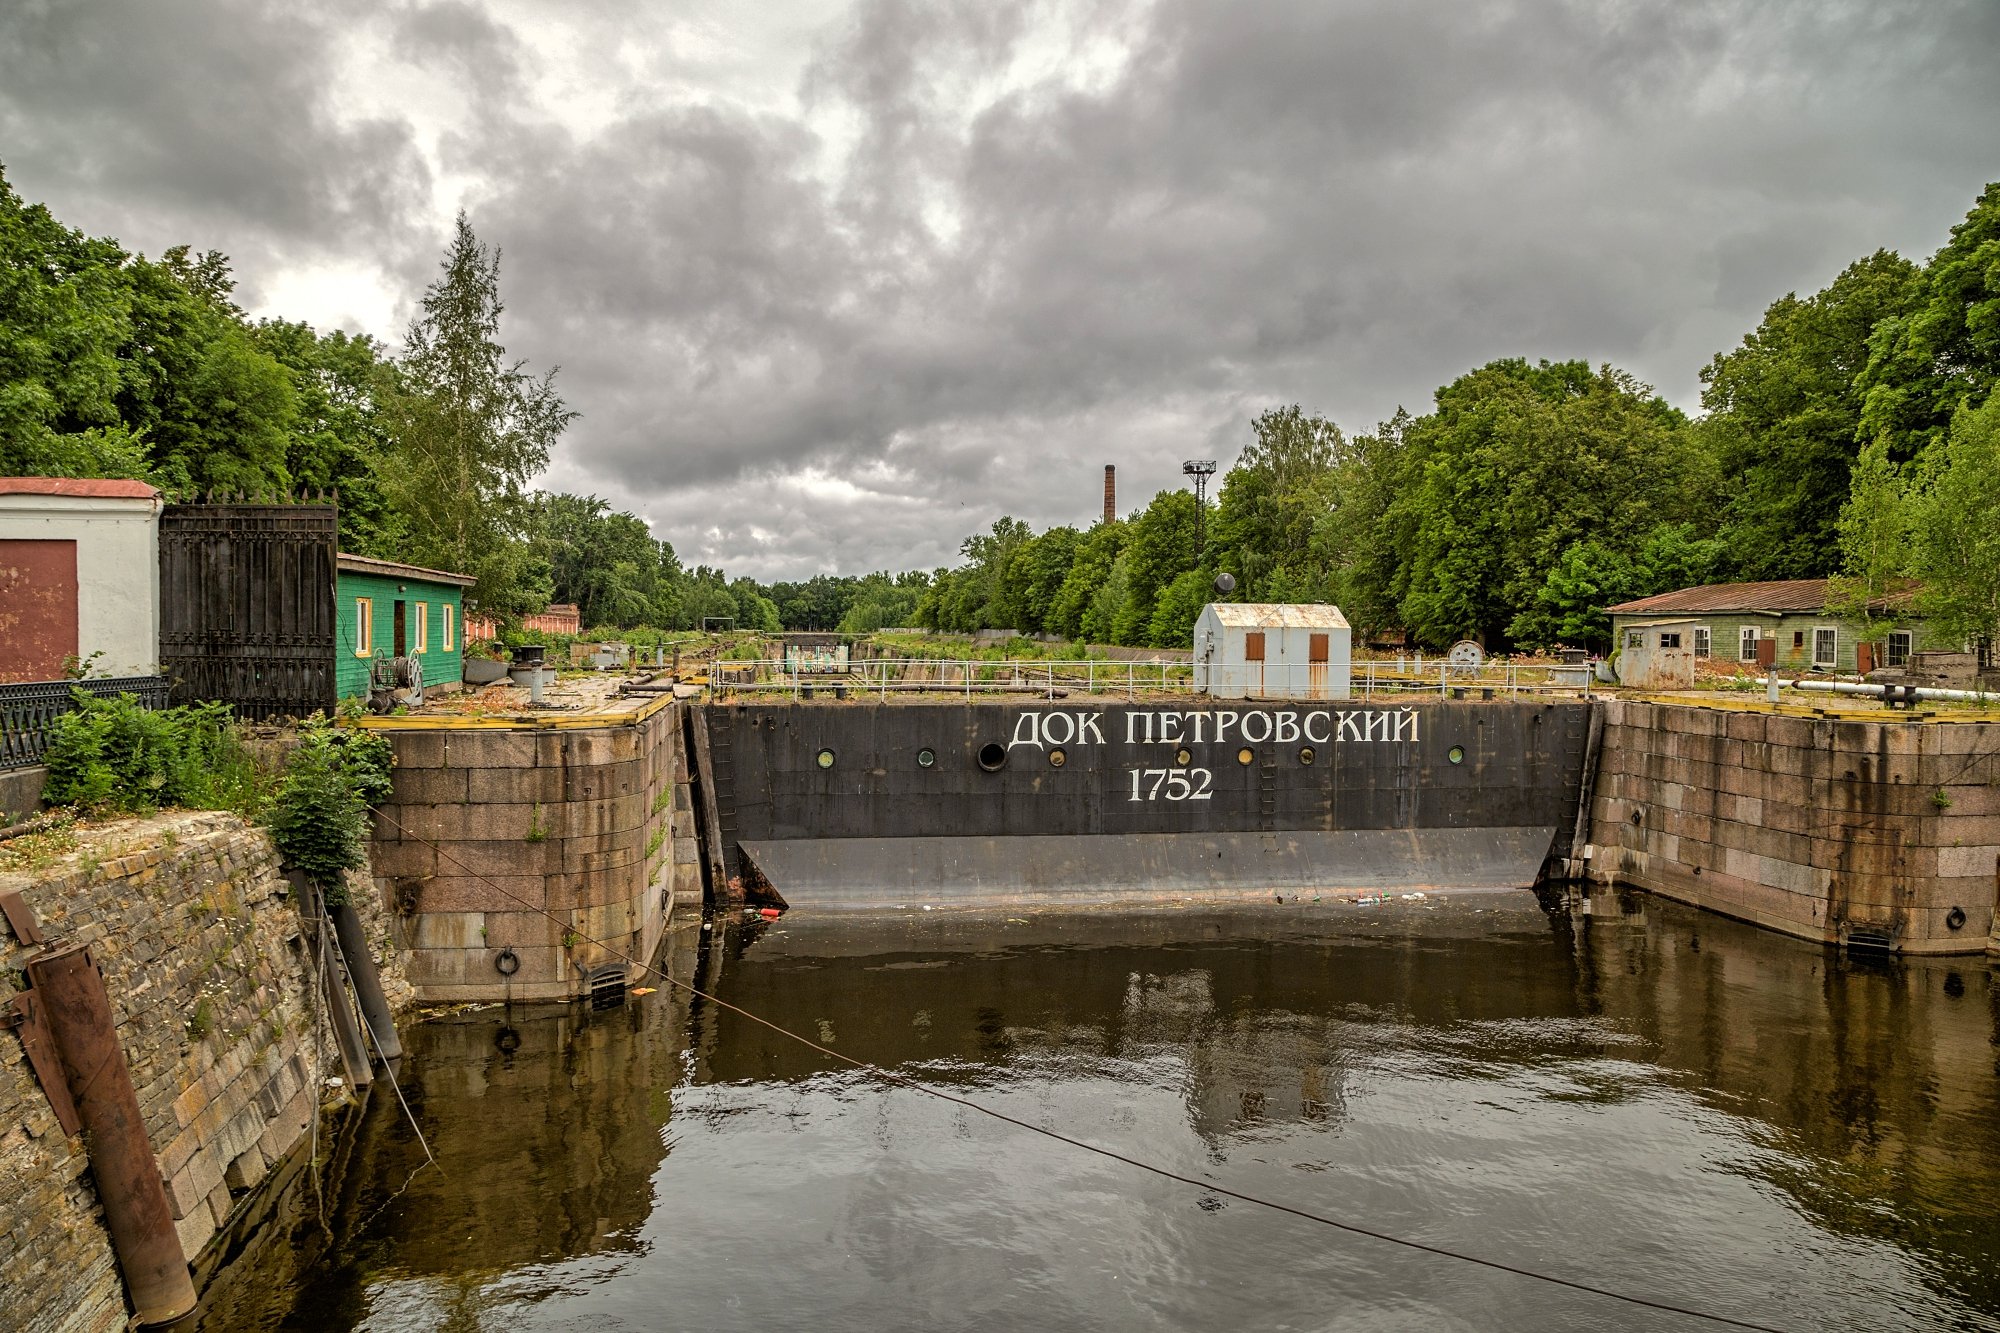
[
  {"xmin": 0, "ymin": 477, "xmax": 159, "ymax": 499},
  {"xmin": 336, "ymin": 552, "xmax": 477, "ymax": 586},
  {"xmin": 1605, "ymin": 578, "xmax": 1918, "ymax": 616},
  {"xmin": 1204, "ymin": 603, "xmax": 1351, "ymax": 629}
]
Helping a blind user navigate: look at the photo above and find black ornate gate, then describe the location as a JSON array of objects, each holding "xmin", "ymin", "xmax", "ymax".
[{"xmin": 158, "ymin": 503, "xmax": 338, "ymax": 719}]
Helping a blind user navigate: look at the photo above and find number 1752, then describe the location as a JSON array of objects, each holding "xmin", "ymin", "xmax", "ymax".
[{"xmin": 1128, "ymin": 767, "xmax": 1213, "ymax": 801}]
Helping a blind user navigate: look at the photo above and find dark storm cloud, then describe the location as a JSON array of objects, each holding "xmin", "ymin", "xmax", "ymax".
[
  {"xmin": 0, "ymin": 0, "xmax": 431, "ymax": 304},
  {"xmin": 474, "ymin": 0, "xmax": 2000, "ymax": 577},
  {"xmin": 4, "ymin": 0, "xmax": 1997, "ymax": 579}
]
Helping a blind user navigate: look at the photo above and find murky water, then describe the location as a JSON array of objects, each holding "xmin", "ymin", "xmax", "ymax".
[{"xmin": 195, "ymin": 893, "xmax": 2000, "ymax": 1331}]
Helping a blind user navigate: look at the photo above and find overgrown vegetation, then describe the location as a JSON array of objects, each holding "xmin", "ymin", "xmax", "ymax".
[
  {"xmin": 34, "ymin": 695, "xmax": 392, "ymax": 902},
  {"xmin": 41, "ymin": 694, "xmax": 260, "ymax": 814},
  {"xmin": 264, "ymin": 720, "xmax": 392, "ymax": 902}
]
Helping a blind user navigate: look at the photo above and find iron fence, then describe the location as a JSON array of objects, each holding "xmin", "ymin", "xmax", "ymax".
[
  {"xmin": 0, "ymin": 676, "xmax": 171, "ymax": 770},
  {"xmin": 698, "ymin": 658, "xmax": 1595, "ymax": 702}
]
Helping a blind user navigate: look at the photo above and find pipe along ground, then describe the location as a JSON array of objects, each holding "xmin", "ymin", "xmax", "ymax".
[
  {"xmin": 25, "ymin": 942, "xmax": 198, "ymax": 1326},
  {"xmin": 1782, "ymin": 677, "xmax": 1996, "ymax": 705}
]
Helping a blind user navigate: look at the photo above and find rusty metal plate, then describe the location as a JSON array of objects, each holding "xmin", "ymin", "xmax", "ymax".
[
  {"xmin": 0, "ymin": 539, "xmax": 79, "ymax": 683},
  {"xmin": 0, "ymin": 888, "xmax": 43, "ymax": 944},
  {"xmin": 738, "ymin": 826, "xmax": 1559, "ymax": 911},
  {"xmin": 4, "ymin": 988, "xmax": 83, "ymax": 1136}
]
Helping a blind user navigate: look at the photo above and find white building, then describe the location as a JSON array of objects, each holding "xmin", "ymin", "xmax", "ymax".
[
  {"xmin": 1193, "ymin": 603, "xmax": 1352, "ymax": 700},
  {"xmin": 0, "ymin": 478, "xmax": 162, "ymax": 682}
]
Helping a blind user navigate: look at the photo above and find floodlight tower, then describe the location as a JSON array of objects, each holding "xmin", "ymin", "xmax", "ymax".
[{"xmin": 1182, "ymin": 459, "xmax": 1217, "ymax": 559}]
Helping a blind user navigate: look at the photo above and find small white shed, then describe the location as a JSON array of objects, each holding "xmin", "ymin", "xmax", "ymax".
[
  {"xmin": 0, "ymin": 478, "xmax": 162, "ymax": 682},
  {"xmin": 1194, "ymin": 603, "xmax": 1351, "ymax": 700}
]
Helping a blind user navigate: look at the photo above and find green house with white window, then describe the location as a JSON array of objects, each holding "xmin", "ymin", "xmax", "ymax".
[
  {"xmin": 335, "ymin": 553, "xmax": 475, "ymax": 700},
  {"xmin": 1606, "ymin": 578, "xmax": 1944, "ymax": 675}
]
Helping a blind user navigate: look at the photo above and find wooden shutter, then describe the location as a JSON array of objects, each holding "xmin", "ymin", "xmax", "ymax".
[
  {"xmin": 1244, "ymin": 631, "xmax": 1265, "ymax": 662},
  {"xmin": 1309, "ymin": 632, "xmax": 1329, "ymax": 663}
]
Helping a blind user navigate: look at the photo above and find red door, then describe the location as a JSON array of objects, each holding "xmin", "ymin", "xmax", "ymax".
[{"xmin": 0, "ymin": 539, "xmax": 80, "ymax": 682}]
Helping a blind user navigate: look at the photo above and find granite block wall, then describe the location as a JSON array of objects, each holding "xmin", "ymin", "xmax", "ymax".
[
  {"xmin": 369, "ymin": 698, "xmax": 698, "ymax": 1003},
  {"xmin": 1588, "ymin": 700, "xmax": 2000, "ymax": 954}
]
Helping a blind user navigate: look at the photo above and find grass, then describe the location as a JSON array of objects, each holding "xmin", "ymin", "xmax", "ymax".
[{"xmin": 0, "ymin": 812, "xmax": 82, "ymax": 872}]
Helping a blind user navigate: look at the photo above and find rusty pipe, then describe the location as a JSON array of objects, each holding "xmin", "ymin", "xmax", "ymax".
[
  {"xmin": 329, "ymin": 901, "xmax": 402, "ymax": 1061},
  {"xmin": 26, "ymin": 942, "xmax": 197, "ymax": 1326}
]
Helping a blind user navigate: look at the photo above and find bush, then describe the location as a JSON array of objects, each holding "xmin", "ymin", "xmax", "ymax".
[
  {"xmin": 41, "ymin": 694, "xmax": 256, "ymax": 814},
  {"xmin": 266, "ymin": 719, "xmax": 392, "ymax": 901}
]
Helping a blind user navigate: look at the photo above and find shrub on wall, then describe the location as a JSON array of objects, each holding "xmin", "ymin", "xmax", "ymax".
[
  {"xmin": 41, "ymin": 694, "xmax": 257, "ymax": 813},
  {"xmin": 265, "ymin": 720, "xmax": 393, "ymax": 902}
]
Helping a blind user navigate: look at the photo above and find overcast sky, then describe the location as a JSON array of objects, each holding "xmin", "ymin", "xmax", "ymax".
[{"xmin": 3, "ymin": 1, "xmax": 1995, "ymax": 580}]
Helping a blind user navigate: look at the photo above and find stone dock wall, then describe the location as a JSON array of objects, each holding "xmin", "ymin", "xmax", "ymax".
[
  {"xmin": 1587, "ymin": 700, "xmax": 2000, "ymax": 954},
  {"xmin": 366, "ymin": 697, "xmax": 700, "ymax": 1003},
  {"xmin": 0, "ymin": 811, "xmax": 409, "ymax": 1333}
]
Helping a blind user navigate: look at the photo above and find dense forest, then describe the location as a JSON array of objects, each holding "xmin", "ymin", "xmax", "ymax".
[{"xmin": 4, "ymin": 166, "xmax": 1996, "ymax": 651}]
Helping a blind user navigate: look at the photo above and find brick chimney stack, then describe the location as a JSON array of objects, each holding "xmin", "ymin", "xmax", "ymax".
[{"xmin": 1102, "ymin": 465, "xmax": 1116, "ymax": 524}]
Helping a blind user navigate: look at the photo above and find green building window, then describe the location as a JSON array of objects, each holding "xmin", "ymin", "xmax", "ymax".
[{"xmin": 354, "ymin": 598, "xmax": 373, "ymax": 656}]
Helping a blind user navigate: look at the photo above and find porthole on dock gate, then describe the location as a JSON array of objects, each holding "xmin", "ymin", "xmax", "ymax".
[
  {"xmin": 816, "ymin": 748, "xmax": 836, "ymax": 769},
  {"xmin": 1048, "ymin": 748, "xmax": 1067, "ymax": 768},
  {"xmin": 1447, "ymin": 745, "xmax": 1465, "ymax": 765},
  {"xmin": 977, "ymin": 742, "xmax": 1007, "ymax": 771},
  {"xmin": 916, "ymin": 747, "xmax": 936, "ymax": 768}
]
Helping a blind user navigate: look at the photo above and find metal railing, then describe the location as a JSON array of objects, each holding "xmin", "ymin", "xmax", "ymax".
[
  {"xmin": 700, "ymin": 658, "xmax": 1595, "ymax": 702},
  {"xmin": 0, "ymin": 676, "xmax": 172, "ymax": 770}
]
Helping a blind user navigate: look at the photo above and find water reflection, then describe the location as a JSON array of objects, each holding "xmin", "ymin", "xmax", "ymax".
[{"xmin": 196, "ymin": 894, "xmax": 2000, "ymax": 1331}]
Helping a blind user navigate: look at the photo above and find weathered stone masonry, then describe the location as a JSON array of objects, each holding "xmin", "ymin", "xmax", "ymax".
[
  {"xmin": 1587, "ymin": 700, "xmax": 2000, "ymax": 954},
  {"xmin": 367, "ymin": 697, "xmax": 699, "ymax": 1003},
  {"xmin": 0, "ymin": 812, "xmax": 409, "ymax": 1333}
]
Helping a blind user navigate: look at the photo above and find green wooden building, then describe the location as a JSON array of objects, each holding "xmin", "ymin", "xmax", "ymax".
[
  {"xmin": 1606, "ymin": 578, "xmax": 1942, "ymax": 674},
  {"xmin": 335, "ymin": 553, "xmax": 475, "ymax": 700}
]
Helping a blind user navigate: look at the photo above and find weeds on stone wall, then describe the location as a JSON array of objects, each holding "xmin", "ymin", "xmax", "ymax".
[{"xmin": 41, "ymin": 694, "xmax": 263, "ymax": 814}]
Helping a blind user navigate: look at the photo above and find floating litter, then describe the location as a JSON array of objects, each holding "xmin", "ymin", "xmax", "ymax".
[{"xmin": 630, "ymin": 987, "xmax": 656, "ymax": 996}]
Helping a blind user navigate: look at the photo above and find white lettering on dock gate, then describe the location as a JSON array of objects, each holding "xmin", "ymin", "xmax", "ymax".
[{"xmin": 1012, "ymin": 707, "xmax": 1419, "ymax": 751}]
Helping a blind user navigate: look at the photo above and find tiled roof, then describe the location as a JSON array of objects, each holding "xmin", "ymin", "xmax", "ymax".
[
  {"xmin": 336, "ymin": 552, "xmax": 477, "ymax": 587},
  {"xmin": 0, "ymin": 477, "xmax": 159, "ymax": 499},
  {"xmin": 1605, "ymin": 578, "xmax": 1918, "ymax": 616}
]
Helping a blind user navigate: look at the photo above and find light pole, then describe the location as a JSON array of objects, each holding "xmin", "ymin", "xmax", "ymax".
[{"xmin": 1182, "ymin": 459, "xmax": 1216, "ymax": 560}]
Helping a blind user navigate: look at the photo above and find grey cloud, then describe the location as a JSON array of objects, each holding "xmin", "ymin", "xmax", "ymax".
[
  {"xmin": 0, "ymin": 0, "xmax": 431, "ymax": 304},
  {"xmin": 484, "ymin": 0, "xmax": 2000, "ymax": 582}
]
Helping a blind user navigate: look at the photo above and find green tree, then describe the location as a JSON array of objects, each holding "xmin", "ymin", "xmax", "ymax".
[
  {"xmin": 252, "ymin": 320, "xmax": 402, "ymax": 552},
  {"xmin": 1909, "ymin": 389, "xmax": 2000, "ymax": 653},
  {"xmin": 1826, "ymin": 436, "xmax": 1913, "ymax": 645},
  {"xmin": 535, "ymin": 492, "xmax": 671, "ymax": 628},
  {"xmin": 1513, "ymin": 523, "xmax": 1724, "ymax": 651},
  {"xmin": 1211, "ymin": 405, "xmax": 1341, "ymax": 598},
  {"xmin": 0, "ymin": 167, "xmax": 136, "ymax": 474},
  {"xmin": 1385, "ymin": 359, "xmax": 1707, "ymax": 648},
  {"xmin": 1048, "ymin": 520, "xmax": 1126, "ymax": 641},
  {"xmin": 1147, "ymin": 567, "xmax": 1213, "ymax": 648},
  {"xmin": 999, "ymin": 525, "xmax": 1081, "ymax": 635},
  {"xmin": 384, "ymin": 213, "xmax": 574, "ymax": 617},
  {"xmin": 1701, "ymin": 251, "xmax": 1920, "ymax": 578},
  {"xmin": 1859, "ymin": 182, "xmax": 2000, "ymax": 462},
  {"xmin": 1113, "ymin": 490, "xmax": 1199, "ymax": 645}
]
